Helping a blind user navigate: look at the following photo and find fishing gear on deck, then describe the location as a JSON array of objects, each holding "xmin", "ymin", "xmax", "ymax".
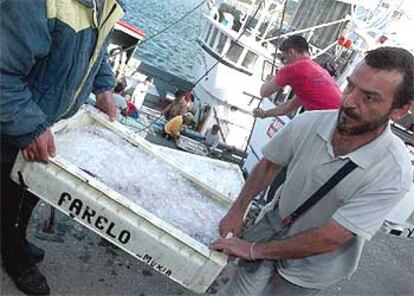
[{"xmin": 134, "ymin": 113, "xmax": 165, "ymax": 133}]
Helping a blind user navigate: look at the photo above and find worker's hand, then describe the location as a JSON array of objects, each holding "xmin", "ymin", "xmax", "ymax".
[
  {"xmin": 265, "ymin": 74, "xmax": 274, "ymax": 82},
  {"xmin": 210, "ymin": 237, "xmax": 251, "ymax": 260},
  {"xmin": 253, "ymin": 108, "xmax": 267, "ymax": 118},
  {"xmin": 96, "ymin": 91, "xmax": 116, "ymax": 121},
  {"xmin": 219, "ymin": 203, "xmax": 245, "ymax": 238},
  {"xmin": 22, "ymin": 129, "xmax": 56, "ymax": 164}
]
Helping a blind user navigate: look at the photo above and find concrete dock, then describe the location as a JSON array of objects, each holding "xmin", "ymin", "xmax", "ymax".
[{"xmin": 1, "ymin": 201, "xmax": 413, "ymax": 296}]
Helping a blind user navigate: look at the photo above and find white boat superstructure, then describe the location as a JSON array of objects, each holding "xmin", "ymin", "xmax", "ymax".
[
  {"xmin": 193, "ymin": 0, "xmax": 354, "ymax": 150},
  {"xmin": 235, "ymin": 0, "xmax": 414, "ymax": 227},
  {"xmin": 192, "ymin": 0, "xmax": 413, "ymax": 151},
  {"xmin": 193, "ymin": 1, "xmax": 279, "ymax": 150}
]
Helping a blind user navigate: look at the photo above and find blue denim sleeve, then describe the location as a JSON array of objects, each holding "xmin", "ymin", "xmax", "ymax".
[
  {"xmin": 92, "ymin": 45, "xmax": 117, "ymax": 95},
  {"xmin": 0, "ymin": 0, "xmax": 52, "ymax": 148}
]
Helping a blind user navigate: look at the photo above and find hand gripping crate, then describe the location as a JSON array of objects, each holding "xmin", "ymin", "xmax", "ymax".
[{"xmin": 11, "ymin": 105, "xmax": 244, "ymax": 293}]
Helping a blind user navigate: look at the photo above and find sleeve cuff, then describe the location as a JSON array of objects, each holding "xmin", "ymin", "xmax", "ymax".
[
  {"xmin": 332, "ymin": 212, "xmax": 373, "ymax": 241},
  {"xmin": 261, "ymin": 144, "xmax": 289, "ymax": 167},
  {"xmin": 6, "ymin": 120, "xmax": 51, "ymax": 149},
  {"xmin": 93, "ymin": 85, "xmax": 113, "ymax": 95}
]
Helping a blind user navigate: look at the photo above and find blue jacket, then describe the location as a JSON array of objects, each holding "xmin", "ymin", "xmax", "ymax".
[{"xmin": 0, "ymin": 0, "xmax": 124, "ymax": 148}]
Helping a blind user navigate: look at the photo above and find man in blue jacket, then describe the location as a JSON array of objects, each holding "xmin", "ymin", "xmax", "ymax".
[{"xmin": 0, "ymin": 0, "xmax": 124, "ymax": 294}]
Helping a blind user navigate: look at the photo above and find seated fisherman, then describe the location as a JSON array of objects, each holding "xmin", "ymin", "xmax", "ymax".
[
  {"xmin": 164, "ymin": 113, "xmax": 193, "ymax": 139},
  {"xmin": 204, "ymin": 124, "xmax": 221, "ymax": 150},
  {"xmin": 163, "ymin": 90, "xmax": 189, "ymax": 120}
]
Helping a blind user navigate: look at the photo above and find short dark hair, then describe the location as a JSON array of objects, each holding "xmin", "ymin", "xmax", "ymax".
[
  {"xmin": 175, "ymin": 89, "xmax": 184, "ymax": 98},
  {"xmin": 279, "ymin": 35, "xmax": 309, "ymax": 54},
  {"xmin": 145, "ymin": 75, "xmax": 153, "ymax": 82},
  {"xmin": 365, "ymin": 47, "xmax": 414, "ymax": 108},
  {"xmin": 114, "ymin": 82, "xmax": 124, "ymax": 94}
]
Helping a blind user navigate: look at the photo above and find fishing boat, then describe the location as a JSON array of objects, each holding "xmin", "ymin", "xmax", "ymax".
[
  {"xmin": 191, "ymin": 0, "xmax": 414, "ymax": 150},
  {"xmin": 108, "ymin": 0, "xmax": 414, "ymax": 230}
]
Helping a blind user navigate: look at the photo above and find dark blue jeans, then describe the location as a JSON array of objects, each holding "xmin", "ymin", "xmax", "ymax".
[
  {"xmin": 1, "ymin": 139, "xmax": 39, "ymax": 274},
  {"xmin": 128, "ymin": 110, "xmax": 140, "ymax": 119}
]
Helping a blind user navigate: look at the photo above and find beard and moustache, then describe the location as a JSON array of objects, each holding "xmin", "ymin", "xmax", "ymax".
[{"xmin": 337, "ymin": 107, "xmax": 390, "ymax": 135}]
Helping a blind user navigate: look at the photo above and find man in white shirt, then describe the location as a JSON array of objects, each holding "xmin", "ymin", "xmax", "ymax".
[
  {"xmin": 131, "ymin": 75, "xmax": 153, "ymax": 109},
  {"xmin": 210, "ymin": 46, "xmax": 414, "ymax": 295},
  {"xmin": 204, "ymin": 124, "xmax": 221, "ymax": 149}
]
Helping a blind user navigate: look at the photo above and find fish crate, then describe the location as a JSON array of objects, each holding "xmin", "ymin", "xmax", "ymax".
[
  {"xmin": 11, "ymin": 105, "xmax": 244, "ymax": 293},
  {"xmin": 175, "ymin": 136, "xmax": 209, "ymax": 156},
  {"xmin": 155, "ymin": 145, "xmax": 245, "ymax": 200}
]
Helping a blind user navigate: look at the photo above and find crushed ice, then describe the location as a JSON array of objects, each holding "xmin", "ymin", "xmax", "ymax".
[
  {"xmin": 157, "ymin": 147, "xmax": 243, "ymax": 200},
  {"xmin": 55, "ymin": 126, "xmax": 228, "ymax": 245}
]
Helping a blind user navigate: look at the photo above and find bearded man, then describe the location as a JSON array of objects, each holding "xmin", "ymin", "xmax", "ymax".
[{"xmin": 211, "ymin": 46, "xmax": 414, "ymax": 296}]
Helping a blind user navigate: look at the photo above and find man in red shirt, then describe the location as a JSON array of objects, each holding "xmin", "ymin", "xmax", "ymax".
[
  {"xmin": 254, "ymin": 35, "xmax": 341, "ymax": 204},
  {"xmin": 254, "ymin": 35, "xmax": 341, "ymax": 118}
]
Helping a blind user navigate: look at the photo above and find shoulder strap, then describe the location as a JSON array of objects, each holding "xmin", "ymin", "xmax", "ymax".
[{"xmin": 281, "ymin": 160, "xmax": 358, "ymax": 228}]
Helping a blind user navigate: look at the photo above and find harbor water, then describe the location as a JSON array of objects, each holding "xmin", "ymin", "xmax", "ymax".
[{"xmin": 123, "ymin": 0, "xmax": 207, "ymax": 82}]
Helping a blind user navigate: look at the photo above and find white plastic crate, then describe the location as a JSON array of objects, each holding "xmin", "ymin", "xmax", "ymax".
[{"xmin": 11, "ymin": 106, "xmax": 244, "ymax": 293}]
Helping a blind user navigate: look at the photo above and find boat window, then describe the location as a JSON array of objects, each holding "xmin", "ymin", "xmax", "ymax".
[
  {"xmin": 204, "ymin": 24, "xmax": 212, "ymax": 43},
  {"xmin": 261, "ymin": 60, "xmax": 276, "ymax": 82},
  {"xmin": 216, "ymin": 33, "xmax": 227, "ymax": 55},
  {"xmin": 209, "ymin": 28, "xmax": 219, "ymax": 48},
  {"xmin": 242, "ymin": 51, "xmax": 258, "ymax": 71},
  {"xmin": 226, "ymin": 41, "xmax": 243, "ymax": 64}
]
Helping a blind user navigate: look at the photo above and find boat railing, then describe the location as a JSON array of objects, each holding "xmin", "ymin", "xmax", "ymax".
[
  {"xmin": 199, "ymin": 15, "xmax": 267, "ymax": 75},
  {"xmin": 263, "ymin": 16, "xmax": 351, "ymax": 43}
]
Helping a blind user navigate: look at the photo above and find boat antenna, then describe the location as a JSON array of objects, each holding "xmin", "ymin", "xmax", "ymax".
[{"xmin": 110, "ymin": 0, "xmax": 208, "ymax": 58}]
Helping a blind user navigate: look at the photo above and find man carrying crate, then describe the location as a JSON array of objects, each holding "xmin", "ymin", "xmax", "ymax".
[
  {"xmin": 0, "ymin": 1, "xmax": 124, "ymax": 294},
  {"xmin": 211, "ymin": 47, "xmax": 414, "ymax": 295}
]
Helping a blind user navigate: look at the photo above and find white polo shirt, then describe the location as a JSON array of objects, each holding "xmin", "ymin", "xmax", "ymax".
[
  {"xmin": 262, "ymin": 110, "xmax": 412, "ymax": 289},
  {"xmin": 132, "ymin": 82, "xmax": 149, "ymax": 108}
]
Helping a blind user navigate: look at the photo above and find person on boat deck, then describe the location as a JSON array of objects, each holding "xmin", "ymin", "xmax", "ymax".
[
  {"xmin": 184, "ymin": 92, "xmax": 196, "ymax": 113},
  {"xmin": 131, "ymin": 75, "xmax": 153, "ymax": 109},
  {"xmin": 0, "ymin": 1, "xmax": 124, "ymax": 295},
  {"xmin": 210, "ymin": 47, "xmax": 414, "ymax": 296},
  {"xmin": 185, "ymin": 92, "xmax": 202, "ymax": 123},
  {"xmin": 112, "ymin": 82, "xmax": 129, "ymax": 120},
  {"xmin": 204, "ymin": 124, "xmax": 221, "ymax": 150},
  {"xmin": 186, "ymin": 92, "xmax": 202, "ymax": 119},
  {"xmin": 253, "ymin": 34, "xmax": 341, "ymax": 119},
  {"xmin": 254, "ymin": 35, "xmax": 342, "ymax": 203},
  {"xmin": 164, "ymin": 113, "xmax": 194, "ymax": 139},
  {"xmin": 163, "ymin": 89, "xmax": 189, "ymax": 120}
]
